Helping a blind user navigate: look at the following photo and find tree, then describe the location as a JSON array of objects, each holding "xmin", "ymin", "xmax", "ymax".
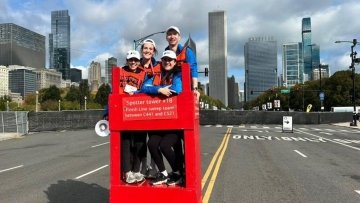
[
  {"xmin": 79, "ymin": 80, "xmax": 90, "ymax": 108},
  {"xmin": 324, "ymin": 70, "xmax": 360, "ymax": 109},
  {"xmin": 95, "ymin": 83, "xmax": 111, "ymax": 106},
  {"xmin": 0, "ymin": 96, "xmax": 11, "ymax": 111},
  {"xmin": 65, "ymin": 85, "xmax": 80, "ymax": 102},
  {"xmin": 25, "ymin": 93, "xmax": 36, "ymax": 105},
  {"xmin": 41, "ymin": 85, "xmax": 61, "ymax": 102}
]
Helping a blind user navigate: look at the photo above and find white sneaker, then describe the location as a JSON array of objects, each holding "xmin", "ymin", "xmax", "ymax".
[
  {"xmin": 133, "ymin": 172, "xmax": 145, "ymax": 182},
  {"xmin": 125, "ymin": 171, "xmax": 136, "ymax": 184}
]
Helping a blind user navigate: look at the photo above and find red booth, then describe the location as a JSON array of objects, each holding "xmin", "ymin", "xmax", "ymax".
[{"xmin": 108, "ymin": 63, "xmax": 201, "ymax": 203}]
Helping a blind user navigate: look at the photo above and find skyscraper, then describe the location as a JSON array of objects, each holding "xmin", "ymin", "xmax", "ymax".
[
  {"xmin": 245, "ymin": 37, "xmax": 277, "ymax": 102},
  {"xmin": 227, "ymin": 75, "xmax": 240, "ymax": 109},
  {"xmin": 105, "ymin": 57, "xmax": 117, "ymax": 85},
  {"xmin": 208, "ymin": 10, "xmax": 228, "ymax": 106},
  {"xmin": 0, "ymin": 23, "xmax": 45, "ymax": 69},
  {"xmin": 283, "ymin": 42, "xmax": 303, "ymax": 87},
  {"xmin": 49, "ymin": 10, "xmax": 71, "ymax": 80},
  {"xmin": 89, "ymin": 61, "xmax": 101, "ymax": 92},
  {"xmin": 301, "ymin": 17, "xmax": 312, "ymax": 81},
  {"xmin": 302, "ymin": 17, "xmax": 321, "ymax": 81},
  {"xmin": 184, "ymin": 35, "xmax": 197, "ymax": 57}
]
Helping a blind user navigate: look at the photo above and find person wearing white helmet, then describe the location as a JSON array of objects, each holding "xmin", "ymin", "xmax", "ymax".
[
  {"xmin": 120, "ymin": 50, "xmax": 147, "ymax": 184},
  {"xmin": 140, "ymin": 38, "xmax": 159, "ymax": 72},
  {"xmin": 165, "ymin": 26, "xmax": 199, "ymax": 186},
  {"xmin": 139, "ymin": 39, "xmax": 160, "ymax": 178},
  {"xmin": 165, "ymin": 26, "xmax": 199, "ymax": 99},
  {"xmin": 140, "ymin": 50, "xmax": 183, "ymax": 186}
]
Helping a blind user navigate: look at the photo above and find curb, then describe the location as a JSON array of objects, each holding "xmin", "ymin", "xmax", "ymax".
[{"xmin": 0, "ymin": 133, "xmax": 23, "ymax": 141}]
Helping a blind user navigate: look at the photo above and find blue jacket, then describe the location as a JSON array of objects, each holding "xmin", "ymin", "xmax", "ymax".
[
  {"xmin": 166, "ymin": 44, "xmax": 198, "ymax": 78},
  {"xmin": 141, "ymin": 71, "xmax": 182, "ymax": 95}
]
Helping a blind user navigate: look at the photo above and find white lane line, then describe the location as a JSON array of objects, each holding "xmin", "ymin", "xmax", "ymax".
[
  {"xmin": 319, "ymin": 132, "xmax": 333, "ymax": 136},
  {"xmin": 75, "ymin": 164, "xmax": 108, "ymax": 179},
  {"xmin": 294, "ymin": 150, "xmax": 307, "ymax": 158},
  {"xmin": 296, "ymin": 129, "xmax": 360, "ymax": 151},
  {"xmin": 91, "ymin": 142, "xmax": 110, "ymax": 148},
  {"xmin": 355, "ymin": 190, "xmax": 360, "ymax": 195},
  {"xmin": 0, "ymin": 165, "xmax": 24, "ymax": 173}
]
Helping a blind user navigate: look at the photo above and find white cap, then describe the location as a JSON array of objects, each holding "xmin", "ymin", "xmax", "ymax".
[
  {"xmin": 126, "ymin": 50, "xmax": 140, "ymax": 60},
  {"xmin": 161, "ymin": 50, "xmax": 177, "ymax": 60},
  {"xmin": 166, "ymin": 26, "xmax": 180, "ymax": 35},
  {"xmin": 142, "ymin": 38, "xmax": 156, "ymax": 48}
]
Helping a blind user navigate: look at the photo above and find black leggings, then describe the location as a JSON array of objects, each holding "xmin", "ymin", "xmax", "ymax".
[
  {"xmin": 121, "ymin": 131, "xmax": 147, "ymax": 173},
  {"xmin": 147, "ymin": 131, "xmax": 182, "ymax": 172}
]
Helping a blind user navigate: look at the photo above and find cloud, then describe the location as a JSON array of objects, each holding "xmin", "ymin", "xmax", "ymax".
[{"xmin": 2, "ymin": 0, "xmax": 360, "ymax": 84}]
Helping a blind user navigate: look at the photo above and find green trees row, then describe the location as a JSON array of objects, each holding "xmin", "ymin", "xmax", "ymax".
[
  {"xmin": 0, "ymin": 81, "xmax": 111, "ymax": 111},
  {"xmin": 245, "ymin": 70, "xmax": 360, "ymax": 111}
]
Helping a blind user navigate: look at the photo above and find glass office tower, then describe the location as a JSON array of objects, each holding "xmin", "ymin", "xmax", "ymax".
[
  {"xmin": 49, "ymin": 10, "xmax": 70, "ymax": 80},
  {"xmin": 302, "ymin": 17, "xmax": 312, "ymax": 81},
  {"xmin": 283, "ymin": 42, "xmax": 303, "ymax": 87},
  {"xmin": 0, "ymin": 23, "xmax": 45, "ymax": 69},
  {"xmin": 245, "ymin": 37, "xmax": 277, "ymax": 102}
]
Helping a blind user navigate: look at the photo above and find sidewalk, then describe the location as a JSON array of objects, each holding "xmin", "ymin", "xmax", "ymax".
[
  {"xmin": 331, "ymin": 122, "xmax": 360, "ymax": 129},
  {"xmin": 0, "ymin": 133, "xmax": 23, "ymax": 141}
]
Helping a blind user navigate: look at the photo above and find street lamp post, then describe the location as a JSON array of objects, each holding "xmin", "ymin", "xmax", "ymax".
[
  {"xmin": 35, "ymin": 91, "xmax": 39, "ymax": 112},
  {"xmin": 318, "ymin": 64, "xmax": 324, "ymax": 112},
  {"xmin": 133, "ymin": 31, "xmax": 166, "ymax": 50},
  {"xmin": 335, "ymin": 39, "xmax": 359, "ymax": 126}
]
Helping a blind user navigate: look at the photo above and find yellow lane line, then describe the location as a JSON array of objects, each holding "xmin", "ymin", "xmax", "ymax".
[
  {"xmin": 202, "ymin": 128, "xmax": 232, "ymax": 203},
  {"xmin": 201, "ymin": 128, "xmax": 230, "ymax": 189}
]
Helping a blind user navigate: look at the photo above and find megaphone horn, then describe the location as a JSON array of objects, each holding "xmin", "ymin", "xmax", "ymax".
[{"xmin": 95, "ymin": 120, "xmax": 110, "ymax": 137}]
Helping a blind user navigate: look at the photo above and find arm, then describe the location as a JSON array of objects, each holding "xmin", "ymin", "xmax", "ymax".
[
  {"xmin": 140, "ymin": 76, "xmax": 161, "ymax": 95},
  {"xmin": 186, "ymin": 48, "xmax": 198, "ymax": 79},
  {"xmin": 169, "ymin": 72, "xmax": 182, "ymax": 94},
  {"xmin": 186, "ymin": 48, "xmax": 200, "ymax": 100}
]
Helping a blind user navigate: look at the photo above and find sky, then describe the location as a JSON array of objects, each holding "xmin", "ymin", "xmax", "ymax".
[{"xmin": 1, "ymin": 0, "xmax": 360, "ymax": 89}]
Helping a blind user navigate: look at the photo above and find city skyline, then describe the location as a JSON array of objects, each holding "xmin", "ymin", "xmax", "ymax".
[{"xmin": 1, "ymin": 0, "xmax": 360, "ymax": 88}]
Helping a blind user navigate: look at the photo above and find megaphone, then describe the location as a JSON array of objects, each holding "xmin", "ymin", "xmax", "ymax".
[{"xmin": 95, "ymin": 120, "xmax": 110, "ymax": 137}]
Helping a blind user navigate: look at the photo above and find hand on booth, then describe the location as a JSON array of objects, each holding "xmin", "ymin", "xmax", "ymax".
[{"xmin": 158, "ymin": 87, "xmax": 175, "ymax": 97}]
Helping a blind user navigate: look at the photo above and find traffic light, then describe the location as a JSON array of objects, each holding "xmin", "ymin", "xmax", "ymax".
[{"xmin": 204, "ymin": 67, "xmax": 209, "ymax": 76}]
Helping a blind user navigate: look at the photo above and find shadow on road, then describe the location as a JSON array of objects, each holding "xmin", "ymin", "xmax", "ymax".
[{"xmin": 44, "ymin": 179, "xmax": 108, "ymax": 203}]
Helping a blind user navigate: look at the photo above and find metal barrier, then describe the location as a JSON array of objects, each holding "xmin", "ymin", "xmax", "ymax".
[{"xmin": 0, "ymin": 111, "xmax": 28, "ymax": 135}]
